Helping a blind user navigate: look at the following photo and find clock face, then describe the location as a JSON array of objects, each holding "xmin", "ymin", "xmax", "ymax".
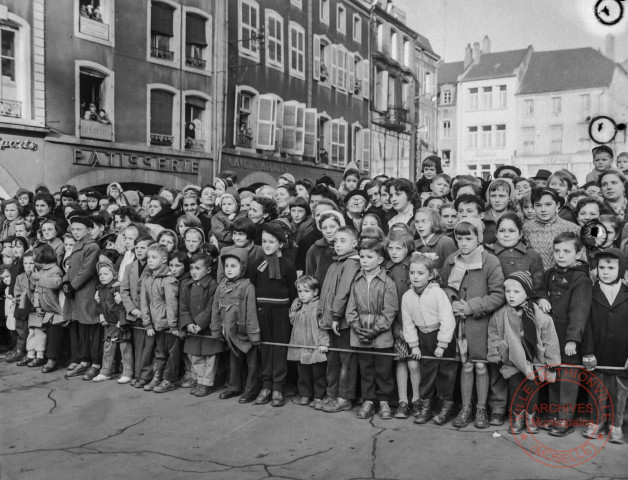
[{"xmin": 589, "ymin": 116, "xmax": 618, "ymax": 144}]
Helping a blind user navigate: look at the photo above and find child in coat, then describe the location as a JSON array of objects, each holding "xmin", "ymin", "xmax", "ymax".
[
  {"xmin": 141, "ymin": 244, "xmax": 181, "ymax": 393},
  {"xmin": 211, "ymin": 188, "xmax": 247, "ymax": 250},
  {"xmin": 289, "ymin": 275, "xmax": 327, "ymax": 407},
  {"xmin": 92, "ymin": 261, "xmax": 133, "ymax": 383},
  {"xmin": 120, "ymin": 235, "xmax": 153, "ymax": 388},
  {"xmin": 179, "ymin": 253, "xmax": 223, "ymax": 397},
  {"xmin": 441, "ymin": 218, "xmax": 505, "ymax": 429},
  {"xmin": 488, "ymin": 271, "xmax": 560, "ymax": 435},
  {"xmin": 413, "ymin": 207, "xmax": 457, "ymax": 272},
  {"xmin": 582, "ymin": 248, "xmax": 628, "ymax": 444},
  {"xmin": 318, "ymin": 226, "xmax": 360, "ymax": 413},
  {"xmin": 346, "ymin": 237, "xmax": 399, "ymax": 420},
  {"xmin": 216, "ymin": 217, "xmax": 265, "ymax": 283},
  {"xmin": 211, "ymin": 248, "xmax": 261, "ymax": 404},
  {"xmin": 15, "ymin": 253, "xmax": 42, "ymax": 366},
  {"xmin": 403, "ymin": 253, "xmax": 457, "ymax": 426},
  {"xmin": 250, "ymin": 221, "xmax": 298, "ymax": 407},
  {"xmin": 538, "ymin": 232, "xmax": 592, "ymax": 437}
]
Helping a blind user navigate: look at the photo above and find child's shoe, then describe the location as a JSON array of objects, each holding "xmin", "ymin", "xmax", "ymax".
[
  {"xmin": 298, "ymin": 396, "xmax": 312, "ymax": 406},
  {"xmin": 413, "ymin": 399, "xmax": 433, "ymax": 424},
  {"xmin": 549, "ymin": 419, "xmax": 573, "ymax": 437},
  {"xmin": 323, "ymin": 397, "xmax": 352, "ymax": 413},
  {"xmin": 66, "ymin": 363, "xmax": 90, "ymax": 377},
  {"xmin": 255, "ymin": 389, "xmax": 272, "ymax": 404},
  {"xmin": 379, "ymin": 401, "xmax": 392, "ymax": 420},
  {"xmin": 16, "ymin": 356, "xmax": 34, "ymax": 367},
  {"xmin": 357, "ymin": 400, "xmax": 375, "ymax": 419},
  {"xmin": 117, "ymin": 376, "xmax": 132, "ymax": 384},
  {"xmin": 129, "ymin": 378, "xmax": 138, "ymax": 387},
  {"xmin": 489, "ymin": 412, "xmax": 505, "ymax": 426},
  {"xmin": 6, "ymin": 350, "xmax": 24, "ymax": 362},
  {"xmin": 582, "ymin": 422, "xmax": 603, "ymax": 439},
  {"xmin": 135, "ymin": 378, "xmax": 148, "ymax": 389},
  {"xmin": 179, "ymin": 376, "xmax": 196, "ymax": 388},
  {"xmin": 66, "ymin": 362, "xmax": 79, "ymax": 371},
  {"xmin": 238, "ymin": 393, "xmax": 257, "ymax": 404},
  {"xmin": 194, "ymin": 385, "xmax": 214, "ymax": 397},
  {"xmin": 452, "ymin": 405, "xmax": 473, "ymax": 428},
  {"xmin": 82, "ymin": 366, "xmax": 100, "ymax": 381},
  {"xmin": 271, "ymin": 391, "xmax": 286, "ymax": 407},
  {"xmin": 508, "ymin": 411, "xmax": 525, "ymax": 435},
  {"xmin": 143, "ymin": 374, "xmax": 162, "ymax": 391},
  {"xmin": 154, "ymin": 380, "xmax": 176, "ymax": 393},
  {"xmin": 394, "ymin": 402, "xmax": 410, "ymax": 419},
  {"xmin": 42, "ymin": 360, "xmax": 58, "ymax": 374},
  {"xmin": 411, "ymin": 399, "xmax": 422, "ymax": 417},
  {"xmin": 609, "ymin": 425, "xmax": 625, "ymax": 444},
  {"xmin": 525, "ymin": 411, "xmax": 539, "ymax": 434},
  {"xmin": 27, "ymin": 358, "xmax": 46, "ymax": 368},
  {"xmin": 92, "ymin": 373, "xmax": 112, "ymax": 383},
  {"xmin": 433, "ymin": 400, "xmax": 455, "ymax": 426},
  {"xmin": 474, "ymin": 405, "xmax": 489, "ymax": 429}
]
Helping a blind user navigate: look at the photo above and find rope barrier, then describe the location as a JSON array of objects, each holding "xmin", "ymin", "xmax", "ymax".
[{"xmin": 124, "ymin": 325, "xmax": 626, "ymax": 371}]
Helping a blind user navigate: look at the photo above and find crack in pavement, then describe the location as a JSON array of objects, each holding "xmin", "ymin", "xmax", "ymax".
[
  {"xmin": 367, "ymin": 416, "xmax": 386, "ymax": 480},
  {"xmin": 0, "ymin": 376, "xmax": 64, "ymax": 394},
  {"xmin": 47, "ymin": 388, "xmax": 57, "ymax": 415}
]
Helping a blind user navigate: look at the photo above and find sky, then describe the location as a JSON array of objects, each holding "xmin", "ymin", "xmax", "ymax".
[{"xmin": 395, "ymin": 0, "xmax": 628, "ymax": 63}]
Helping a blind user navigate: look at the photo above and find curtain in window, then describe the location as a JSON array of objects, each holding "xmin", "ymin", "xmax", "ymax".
[
  {"xmin": 150, "ymin": 90, "xmax": 173, "ymax": 135},
  {"xmin": 186, "ymin": 14, "xmax": 207, "ymax": 45},
  {"xmin": 151, "ymin": 2, "xmax": 174, "ymax": 37}
]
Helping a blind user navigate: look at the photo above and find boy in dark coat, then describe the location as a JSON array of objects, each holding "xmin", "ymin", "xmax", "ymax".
[
  {"xmin": 211, "ymin": 248, "xmax": 261, "ymax": 404},
  {"xmin": 179, "ymin": 252, "xmax": 223, "ymax": 397},
  {"xmin": 62, "ymin": 216, "xmax": 101, "ymax": 380},
  {"xmin": 582, "ymin": 248, "xmax": 628, "ymax": 444},
  {"xmin": 216, "ymin": 217, "xmax": 265, "ymax": 283},
  {"xmin": 538, "ymin": 232, "xmax": 592, "ymax": 437}
]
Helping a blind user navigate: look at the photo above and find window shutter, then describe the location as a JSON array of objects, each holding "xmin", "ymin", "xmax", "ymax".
[
  {"xmin": 151, "ymin": 2, "xmax": 174, "ymax": 37},
  {"xmin": 281, "ymin": 101, "xmax": 297, "ymax": 153},
  {"xmin": 339, "ymin": 120, "xmax": 347, "ymax": 167},
  {"xmin": 354, "ymin": 58, "xmax": 362, "ymax": 96},
  {"xmin": 303, "ymin": 108, "xmax": 317, "ymax": 158},
  {"xmin": 354, "ymin": 126, "xmax": 362, "ymax": 165},
  {"xmin": 337, "ymin": 48, "xmax": 346, "ymax": 91},
  {"xmin": 274, "ymin": 100, "xmax": 283, "ymax": 152},
  {"xmin": 256, "ymin": 95, "xmax": 276, "ymax": 150},
  {"xmin": 150, "ymin": 90, "xmax": 174, "ymax": 135},
  {"xmin": 331, "ymin": 44, "xmax": 338, "ymax": 87},
  {"xmin": 348, "ymin": 53, "xmax": 355, "ymax": 96},
  {"xmin": 362, "ymin": 59, "xmax": 370, "ymax": 99},
  {"xmin": 295, "ymin": 103, "xmax": 306, "ymax": 154},
  {"xmin": 186, "ymin": 13, "xmax": 207, "ymax": 45},
  {"xmin": 313, "ymin": 35, "xmax": 320, "ymax": 80},
  {"xmin": 331, "ymin": 120, "xmax": 339, "ymax": 166},
  {"xmin": 362, "ymin": 129, "xmax": 370, "ymax": 172}
]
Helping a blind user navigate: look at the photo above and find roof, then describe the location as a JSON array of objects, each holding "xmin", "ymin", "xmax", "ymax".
[
  {"xmin": 462, "ymin": 48, "xmax": 529, "ymax": 81},
  {"xmin": 438, "ymin": 61, "xmax": 464, "ymax": 85},
  {"xmin": 518, "ymin": 47, "xmax": 617, "ymax": 95},
  {"xmin": 415, "ymin": 33, "xmax": 438, "ymax": 58}
]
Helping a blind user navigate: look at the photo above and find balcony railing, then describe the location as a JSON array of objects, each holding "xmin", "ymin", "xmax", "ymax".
[
  {"xmin": 378, "ymin": 106, "xmax": 409, "ymax": 132},
  {"xmin": 0, "ymin": 99, "xmax": 21, "ymax": 118},
  {"xmin": 185, "ymin": 56, "xmax": 206, "ymax": 69},
  {"xmin": 80, "ymin": 119, "xmax": 113, "ymax": 141},
  {"xmin": 151, "ymin": 47, "xmax": 174, "ymax": 60},
  {"xmin": 236, "ymin": 132, "xmax": 253, "ymax": 148},
  {"xmin": 185, "ymin": 138, "xmax": 206, "ymax": 151},
  {"xmin": 150, "ymin": 133, "xmax": 174, "ymax": 146}
]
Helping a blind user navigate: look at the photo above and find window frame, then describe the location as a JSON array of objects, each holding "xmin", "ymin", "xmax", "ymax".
[
  {"xmin": 313, "ymin": 34, "xmax": 332, "ymax": 88},
  {"xmin": 74, "ymin": 0, "xmax": 115, "ymax": 47},
  {"xmin": 352, "ymin": 14, "xmax": 361, "ymax": 43},
  {"xmin": 495, "ymin": 124, "xmax": 506, "ymax": 147},
  {"xmin": 403, "ymin": 38, "xmax": 411, "ymax": 67},
  {"xmin": 182, "ymin": 90, "xmax": 211, "ymax": 153},
  {"xmin": 442, "ymin": 89, "xmax": 452, "ymax": 105},
  {"xmin": 238, "ymin": 0, "xmax": 260, "ymax": 62},
  {"xmin": 330, "ymin": 117, "xmax": 348, "ymax": 167},
  {"xmin": 468, "ymin": 126, "xmax": 478, "ymax": 149},
  {"xmin": 498, "ymin": 85, "xmax": 507, "ymax": 108},
  {"xmin": 390, "ymin": 30, "xmax": 398, "ymax": 61},
  {"xmin": 265, "ymin": 10, "xmax": 284, "ymax": 72},
  {"xmin": 481, "ymin": 86, "xmax": 492, "ymax": 109},
  {"xmin": 147, "ymin": 83, "xmax": 180, "ymax": 149},
  {"xmin": 233, "ymin": 85, "xmax": 259, "ymax": 149},
  {"xmin": 442, "ymin": 120, "xmax": 451, "ymax": 139},
  {"xmin": 468, "ymin": 87, "xmax": 478, "ymax": 110},
  {"xmin": 147, "ymin": 0, "xmax": 181, "ymax": 68},
  {"xmin": 524, "ymin": 98, "xmax": 534, "ymax": 117},
  {"xmin": 336, "ymin": 3, "xmax": 346, "ymax": 35},
  {"xmin": 182, "ymin": 7, "xmax": 212, "ymax": 76},
  {"xmin": 551, "ymin": 96, "xmax": 562, "ymax": 116},
  {"xmin": 320, "ymin": 0, "xmax": 330, "ymax": 25},
  {"xmin": 522, "ymin": 126, "xmax": 535, "ymax": 154},
  {"xmin": 481, "ymin": 125, "xmax": 492, "ymax": 147},
  {"xmin": 75, "ymin": 60, "xmax": 115, "ymax": 141},
  {"xmin": 288, "ymin": 21, "xmax": 305, "ymax": 80},
  {"xmin": 580, "ymin": 93, "xmax": 591, "ymax": 112},
  {"xmin": 549, "ymin": 125, "xmax": 563, "ymax": 153}
]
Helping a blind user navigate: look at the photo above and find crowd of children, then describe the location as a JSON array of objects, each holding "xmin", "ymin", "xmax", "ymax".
[{"xmin": 2, "ymin": 148, "xmax": 628, "ymax": 446}]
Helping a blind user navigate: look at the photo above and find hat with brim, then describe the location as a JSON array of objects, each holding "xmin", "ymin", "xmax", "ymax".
[
  {"xmin": 531, "ymin": 169, "xmax": 551, "ymax": 181},
  {"xmin": 494, "ymin": 165, "xmax": 521, "ymax": 178}
]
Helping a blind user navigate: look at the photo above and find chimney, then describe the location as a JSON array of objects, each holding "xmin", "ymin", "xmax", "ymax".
[
  {"xmin": 464, "ymin": 44, "xmax": 472, "ymax": 69},
  {"xmin": 473, "ymin": 42, "xmax": 481, "ymax": 64},
  {"xmin": 606, "ymin": 33, "xmax": 615, "ymax": 61},
  {"xmin": 482, "ymin": 35, "xmax": 491, "ymax": 54}
]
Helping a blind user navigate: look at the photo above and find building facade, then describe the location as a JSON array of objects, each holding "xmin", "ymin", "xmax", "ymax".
[
  {"xmin": 436, "ymin": 60, "xmax": 463, "ymax": 173},
  {"xmin": 220, "ymin": 0, "xmax": 371, "ymax": 188}
]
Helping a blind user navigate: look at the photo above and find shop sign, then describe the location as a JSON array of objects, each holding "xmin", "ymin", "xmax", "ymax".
[
  {"xmin": 0, "ymin": 137, "xmax": 38, "ymax": 151},
  {"xmin": 73, "ymin": 148, "xmax": 199, "ymax": 175},
  {"xmin": 227, "ymin": 156, "xmax": 289, "ymax": 174}
]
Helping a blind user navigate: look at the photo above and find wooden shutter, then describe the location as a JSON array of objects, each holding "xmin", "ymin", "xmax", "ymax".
[
  {"xmin": 338, "ymin": 120, "xmax": 347, "ymax": 166},
  {"xmin": 256, "ymin": 95, "xmax": 276, "ymax": 150},
  {"xmin": 348, "ymin": 53, "xmax": 355, "ymax": 96},
  {"xmin": 274, "ymin": 100, "xmax": 283, "ymax": 152},
  {"xmin": 353, "ymin": 125, "xmax": 362, "ymax": 165},
  {"xmin": 354, "ymin": 58, "xmax": 363, "ymax": 96},
  {"xmin": 330, "ymin": 44, "xmax": 338, "ymax": 87},
  {"xmin": 362, "ymin": 129, "xmax": 370, "ymax": 172},
  {"xmin": 331, "ymin": 120, "xmax": 339, "ymax": 166},
  {"xmin": 281, "ymin": 101, "xmax": 297, "ymax": 153},
  {"xmin": 150, "ymin": 90, "xmax": 173, "ymax": 135},
  {"xmin": 337, "ymin": 47, "xmax": 346, "ymax": 91},
  {"xmin": 362, "ymin": 59, "xmax": 370, "ymax": 99},
  {"xmin": 295, "ymin": 103, "xmax": 305, "ymax": 154},
  {"xmin": 303, "ymin": 108, "xmax": 317, "ymax": 158},
  {"xmin": 313, "ymin": 35, "xmax": 320, "ymax": 80}
]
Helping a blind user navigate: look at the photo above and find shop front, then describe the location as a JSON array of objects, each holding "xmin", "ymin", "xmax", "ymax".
[{"xmin": 0, "ymin": 127, "xmax": 48, "ymax": 197}]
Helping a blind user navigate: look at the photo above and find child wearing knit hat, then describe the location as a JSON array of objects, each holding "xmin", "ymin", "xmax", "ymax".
[
  {"xmin": 488, "ymin": 271, "xmax": 560, "ymax": 435},
  {"xmin": 211, "ymin": 187, "xmax": 247, "ymax": 250}
]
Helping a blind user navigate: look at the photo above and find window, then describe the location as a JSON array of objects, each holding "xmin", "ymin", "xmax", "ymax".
[
  {"xmin": 317, "ymin": 114, "xmax": 331, "ymax": 164},
  {"xmin": 1, "ymin": 29, "xmax": 15, "ymax": 84},
  {"xmin": 330, "ymin": 118, "xmax": 348, "ymax": 166},
  {"xmin": 303, "ymin": 108, "xmax": 317, "ymax": 158},
  {"xmin": 76, "ymin": 0, "xmax": 114, "ymax": 46},
  {"xmin": 524, "ymin": 99, "xmax": 534, "ymax": 117},
  {"xmin": 551, "ymin": 97, "xmax": 561, "ymax": 116},
  {"xmin": 352, "ymin": 54, "xmax": 363, "ymax": 96},
  {"xmin": 352, "ymin": 125, "xmax": 370, "ymax": 172},
  {"xmin": 239, "ymin": 0, "xmax": 259, "ymax": 61},
  {"xmin": 331, "ymin": 45, "xmax": 348, "ymax": 92},
  {"xmin": 362, "ymin": 59, "xmax": 370, "ymax": 100},
  {"xmin": 442, "ymin": 120, "xmax": 451, "ymax": 139},
  {"xmin": 403, "ymin": 38, "xmax": 411, "ymax": 67},
  {"xmin": 376, "ymin": 22, "xmax": 383, "ymax": 52},
  {"xmin": 77, "ymin": 63, "xmax": 114, "ymax": 141},
  {"xmin": 288, "ymin": 22, "xmax": 305, "ymax": 79},
  {"xmin": 291, "ymin": 0, "xmax": 302, "ymax": 8},
  {"xmin": 281, "ymin": 101, "xmax": 306, "ymax": 154},
  {"xmin": 549, "ymin": 125, "xmax": 563, "ymax": 153},
  {"xmin": 481, "ymin": 125, "xmax": 492, "ymax": 147},
  {"xmin": 469, "ymin": 88, "xmax": 478, "ymax": 110},
  {"xmin": 468, "ymin": 126, "xmax": 478, "ymax": 148},
  {"xmin": 481, "ymin": 86, "xmax": 492, "ymax": 109},
  {"xmin": 580, "ymin": 94, "xmax": 590, "ymax": 112},
  {"xmin": 442, "ymin": 89, "xmax": 452, "ymax": 105},
  {"xmin": 424, "ymin": 71, "xmax": 432, "ymax": 95},
  {"xmin": 337, "ymin": 4, "xmax": 346, "ymax": 34},
  {"xmin": 320, "ymin": 0, "xmax": 329, "ymax": 24},
  {"xmin": 578, "ymin": 123, "xmax": 590, "ymax": 151},
  {"xmin": 375, "ymin": 66, "xmax": 388, "ymax": 111},
  {"xmin": 313, "ymin": 35, "xmax": 331, "ymax": 85},
  {"xmin": 0, "ymin": 14, "xmax": 31, "ymax": 122},
  {"xmin": 150, "ymin": 1, "xmax": 178, "ymax": 63},
  {"xmin": 522, "ymin": 127, "xmax": 535, "ymax": 154},
  {"xmin": 390, "ymin": 31, "xmax": 398, "ymax": 60},
  {"xmin": 184, "ymin": 93, "xmax": 211, "ymax": 152},
  {"xmin": 352, "ymin": 14, "xmax": 361, "ymax": 43},
  {"xmin": 266, "ymin": 11, "xmax": 283, "ymax": 71},
  {"xmin": 184, "ymin": 11, "xmax": 211, "ymax": 72},
  {"xmin": 255, "ymin": 94, "xmax": 282, "ymax": 150},
  {"xmin": 495, "ymin": 124, "xmax": 506, "ymax": 147},
  {"xmin": 401, "ymin": 82, "xmax": 411, "ymax": 110},
  {"xmin": 234, "ymin": 86, "xmax": 258, "ymax": 148},
  {"xmin": 498, "ymin": 85, "xmax": 506, "ymax": 108},
  {"xmin": 149, "ymin": 86, "xmax": 179, "ymax": 148}
]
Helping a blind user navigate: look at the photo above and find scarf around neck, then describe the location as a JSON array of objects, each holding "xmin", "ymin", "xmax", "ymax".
[
  {"xmin": 258, "ymin": 252, "xmax": 282, "ymax": 280},
  {"xmin": 447, "ymin": 246, "xmax": 484, "ymax": 290},
  {"xmin": 513, "ymin": 300, "xmax": 537, "ymax": 362}
]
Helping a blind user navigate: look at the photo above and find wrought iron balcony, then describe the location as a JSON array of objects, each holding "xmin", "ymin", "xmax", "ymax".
[
  {"xmin": 151, "ymin": 47, "xmax": 174, "ymax": 60},
  {"xmin": 150, "ymin": 133, "xmax": 174, "ymax": 146},
  {"xmin": 185, "ymin": 56, "xmax": 206, "ymax": 69},
  {"xmin": 377, "ymin": 106, "xmax": 409, "ymax": 132},
  {"xmin": 185, "ymin": 138, "xmax": 206, "ymax": 151},
  {"xmin": 236, "ymin": 132, "xmax": 253, "ymax": 148}
]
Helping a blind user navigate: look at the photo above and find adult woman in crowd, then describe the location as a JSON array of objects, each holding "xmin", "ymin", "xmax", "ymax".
[
  {"xmin": 146, "ymin": 195, "xmax": 177, "ymax": 231},
  {"xmin": 275, "ymin": 184, "xmax": 297, "ymax": 219},
  {"xmin": 248, "ymin": 195, "xmax": 278, "ymax": 244},
  {"xmin": 199, "ymin": 184, "xmax": 217, "ymax": 217},
  {"xmin": 387, "ymin": 178, "xmax": 419, "ymax": 230},
  {"xmin": 599, "ymin": 170, "xmax": 628, "ymax": 230},
  {"xmin": 574, "ymin": 197, "xmax": 604, "ymax": 227},
  {"xmin": 1, "ymin": 200, "xmax": 21, "ymax": 240},
  {"xmin": 31, "ymin": 193, "xmax": 66, "ymax": 241},
  {"xmin": 177, "ymin": 192, "xmax": 211, "ymax": 235}
]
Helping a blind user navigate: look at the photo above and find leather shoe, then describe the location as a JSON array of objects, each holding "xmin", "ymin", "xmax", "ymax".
[
  {"xmin": 66, "ymin": 364, "xmax": 90, "ymax": 377},
  {"xmin": 219, "ymin": 389, "xmax": 242, "ymax": 400},
  {"xmin": 194, "ymin": 385, "xmax": 214, "ymax": 397},
  {"xmin": 489, "ymin": 412, "xmax": 505, "ymax": 426},
  {"xmin": 82, "ymin": 366, "xmax": 101, "ymax": 381},
  {"xmin": 42, "ymin": 360, "xmax": 58, "ymax": 374},
  {"xmin": 298, "ymin": 396, "xmax": 313, "ymax": 406},
  {"xmin": 134, "ymin": 379, "xmax": 148, "ymax": 389},
  {"xmin": 154, "ymin": 379, "xmax": 176, "ymax": 393},
  {"xmin": 238, "ymin": 393, "xmax": 257, "ymax": 404},
  {"xmin": 16, "ymin": 356, "xmax": 32, "ymax": 367},
  {"xmin": 271, "ymin": 391, "xmax": 285, "ymax": 407},
  {"xmin": 179, "ymin": 377, "xmax": 197, "ymax": 389},
  {"xmin": 255, "ymin": 389, "xmax": 272, "ymax": 404},
  {"xmin": 28, "ymin": 358, "xmax": 46, "ymax": 368},
  {"xmin": 323, "ymin": 398, "xmax": 352, "ymax": 413},
  {"xmin": 357, "ymin": 400, "xmax": 375, "ymax": 419}
]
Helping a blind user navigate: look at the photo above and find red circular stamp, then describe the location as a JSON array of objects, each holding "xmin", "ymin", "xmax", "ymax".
[{"xmin": 509, "ymin": 364, "xmax": 614, "ymax": 468}]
